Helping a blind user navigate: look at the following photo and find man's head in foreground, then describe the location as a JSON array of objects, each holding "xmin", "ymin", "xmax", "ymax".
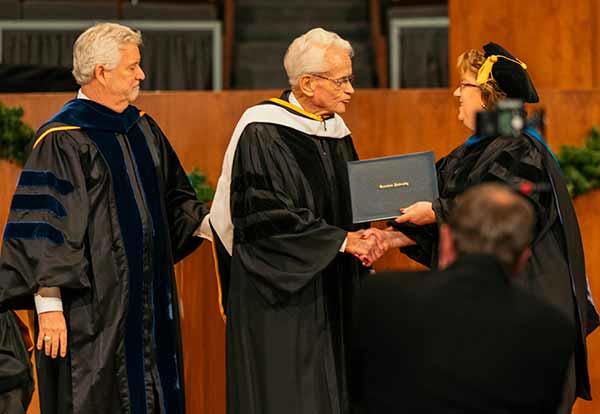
[{"xmin": 439, "ymin": 182, "xmax": 535, "ymax": 273}]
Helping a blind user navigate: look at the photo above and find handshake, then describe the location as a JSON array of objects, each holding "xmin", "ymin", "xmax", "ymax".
[{"xmin": 344, "ymin": 227, "xmax": 416, "ymax": 266}]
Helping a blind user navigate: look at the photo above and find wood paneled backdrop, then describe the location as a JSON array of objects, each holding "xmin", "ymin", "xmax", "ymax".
[
  {"xmin": 0, "ymin": 89, "xmax": 599, "ymax": 413},
  {"xmin": 449, "ymin": 0, "xmax": 600, "ymax": 90},
  {"xmin": 446, "ymin": 1, "xmax": 600, "ymax": 412}
]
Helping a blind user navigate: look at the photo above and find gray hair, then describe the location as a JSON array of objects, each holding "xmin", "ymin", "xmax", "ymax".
[
  {"xmin": 447, "ymin": 183, "xmax": 535, "ymax": 271},
  {"xmin": 283, "ymin": 28, "xmax": 353, "ymax": 86},
  {"xmin": 72, "ymin": 22, "xmax": 142, "ymax": 86}
]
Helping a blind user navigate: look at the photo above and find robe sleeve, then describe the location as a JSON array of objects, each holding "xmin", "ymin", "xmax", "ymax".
[
  {"xmin": 0, "ymin": 310, "xmax": 32, "ymax": 395},
  {"xmin": 399, "ymin": 136, "xmax": 549, "ymax": 268},
  {"xmin": 398, "ymin": 226, "xmax": 437, "ymax": 267},
  {"xmin": 231, "ymin": 123, "xmax": 348, "ymax": 295},
  {"xmin": 146, "ymin": 116, "xmax": 209, "ymax": 263},
  {"xmin": 479, "ymin": 135, "xmax": 548, "ymax": 224},
  {"xmin": 398, "ymin": 157, "xmax": 450, "ymax": 268},
  {"xmin": 0, "ymin": 130, "xmax": 91, "ymax": 309}
]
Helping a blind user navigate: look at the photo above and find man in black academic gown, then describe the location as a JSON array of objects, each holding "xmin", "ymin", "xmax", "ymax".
[
  {"xmin": 359, "ymin": 183, "xmax": 576, "ymax": 414},
  {"xmin": 0, "ymin": 23, "xmax": 208, "ymax": 414},
  {"xmin": 201, "ymin": 28, "xmax": 393, "ymax": 414}
]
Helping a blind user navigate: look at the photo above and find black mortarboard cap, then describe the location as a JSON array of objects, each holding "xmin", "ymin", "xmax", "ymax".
[{"xmin": 478, "ymin": 42, "xmax": 539, "ymax": 103}]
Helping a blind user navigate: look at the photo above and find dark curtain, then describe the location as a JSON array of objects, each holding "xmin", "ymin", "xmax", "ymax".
[
  {"xmin": 140, "ymin": 31, "xmax": 213, "ymax": 91},
  {"xmin": 0, "ymin": 31, "xmax": 79, "ymax": 92},
  {"xmin": 1, "ymin": 29, "xmax": 214, "ymax": 91},
  {"xmin": 2, "ymin": 31, "xmax": 77, "ymax": 67},
  {"xmin": 0, "ymin": 64, "xmax": 78, "ymax": 93},
  {"xmin": 399, "ymin": 27, "xmax": 448, "ymax": 88}
]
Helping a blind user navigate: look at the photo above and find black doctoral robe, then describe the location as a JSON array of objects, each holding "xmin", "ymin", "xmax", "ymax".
[
  {"xmin": 210, "ymin": 92, "xmax": 367, "ymax": 414},
  {"xmin": 401, "ymin": 129, "xmax": 599, "ymax": 400},
  {"xmin": 0, "ymin": 310, "xmax": 34, "ymax": 414},
  {"xmin": 0, "ymin": 99, "xmax": 208, "ymax": 414}
]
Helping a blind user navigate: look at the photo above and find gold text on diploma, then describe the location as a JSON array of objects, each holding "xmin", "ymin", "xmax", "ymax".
[{"xmin": 378, "ymin": 182, "xmax": 410, "ymax": 190}]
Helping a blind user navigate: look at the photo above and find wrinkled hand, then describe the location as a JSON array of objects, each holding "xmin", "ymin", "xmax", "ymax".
[
  {"xmin": 395, "ymin": 201, "xmax": 436, "ymax": 226},
  {"xmin": 37, "ymin": 311, "xmax": 68, "ymax": 359},
  {"xmin": 345, "ymin": 230, "xmax": 386, "ymax": 266},
  {"xmin": 355, "ymin": 227, "xmax": 417, "ymax": 266},
  {"xmin": 364, "ymin": 227, "xmax": 417, "ymax": 250}
]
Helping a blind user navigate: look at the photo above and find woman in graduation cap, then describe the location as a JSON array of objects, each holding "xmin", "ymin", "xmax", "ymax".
[{"xmin": 385, "ymin": 42, "xmax": 600, "ymax": 412}]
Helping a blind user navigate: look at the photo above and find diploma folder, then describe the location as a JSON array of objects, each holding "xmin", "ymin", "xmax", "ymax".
[{"xmin": 347, "ymin": 151, "xmax": 439, "ymax": 223}]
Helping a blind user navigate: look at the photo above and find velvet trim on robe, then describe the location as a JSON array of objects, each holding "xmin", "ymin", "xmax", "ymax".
[
  {"xmin": 0, "ymin": 98, "xmax": 206, "ymax": 414},
  {"xmin": 48, "ymin": 99, "xmax": 184, "ymax": 413}
]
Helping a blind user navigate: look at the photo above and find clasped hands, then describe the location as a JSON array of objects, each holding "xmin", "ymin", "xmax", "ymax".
[
  {"xmin": 345, "ymin": 227, "xmax": 414, "ymax": 266},
  {"xmin": 344, "ymin": 201, "xmax": 436, "ymax": 266}
]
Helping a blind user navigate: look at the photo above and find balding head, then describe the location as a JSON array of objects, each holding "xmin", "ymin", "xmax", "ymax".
[{"xmin": 441, "ymin": 183, "xmax": 535, "ymax": 272}]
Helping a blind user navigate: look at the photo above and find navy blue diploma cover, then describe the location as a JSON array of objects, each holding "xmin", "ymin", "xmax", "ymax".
[{"xmin": 347, "ymin": 151, "xmax": 439, "ymax": 223}]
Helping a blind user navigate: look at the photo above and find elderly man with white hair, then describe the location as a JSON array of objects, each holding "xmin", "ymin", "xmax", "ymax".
[
  {"xmin": 203, "ymin": 28, "xmax": 394, "ymax": 414},
  {"xmin": 0, "ymin": 23, "xmax": 208, "ymax": 414}
]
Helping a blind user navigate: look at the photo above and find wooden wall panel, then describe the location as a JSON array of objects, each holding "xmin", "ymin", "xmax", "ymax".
[
  {"xmin": 175, "ymin": 246, "xmax": 225, "ymax": 414},
  {"xmin": 449, "ymin": 0, "xmax": 597, "ymax": 89},
  {"xmin": 574, "ymin": 191, "xmax": 600, "ymax": 414},
  {"xmin": 1, "ymin": 89, "xmax": 600, "ymax": 413},
  {"xmin": 594, "ymin": 0, "xmax": 600, "ymax": 89}
]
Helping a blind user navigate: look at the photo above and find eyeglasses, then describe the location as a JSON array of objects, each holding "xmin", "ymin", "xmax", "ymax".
[
  {"xmin": 458, "ymin": 82, "xmax": 480, "ymax": 91},
  {"xmin": 310, "ymin": 73, "xmax": 355, "ymax": 88}
]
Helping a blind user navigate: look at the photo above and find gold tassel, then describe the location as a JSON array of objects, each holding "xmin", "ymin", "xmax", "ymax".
[
  {"xmin": 476, "ymin": 55, "xmax": 498, "ymax": 84},
  {"xmin": 476, "ymin": 54, "xmax": 528, "ymax": 85}
]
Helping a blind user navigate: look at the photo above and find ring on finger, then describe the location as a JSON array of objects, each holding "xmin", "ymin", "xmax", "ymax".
[{"xmin": 43, "ymin": 335, "xmax": 52, "ymax": 342}]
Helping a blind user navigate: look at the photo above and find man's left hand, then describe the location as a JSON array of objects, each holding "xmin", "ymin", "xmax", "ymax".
[{"xmin": 37, "ymin": 311, "xmax": 68, "ymax": 359}]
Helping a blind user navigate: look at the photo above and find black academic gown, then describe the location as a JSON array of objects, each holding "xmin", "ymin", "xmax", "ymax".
[
  {"xmin": 401, "ymin": 131, "xmax": 599, "ymax": 400},
  {"xmin": 0, "ymin": 310, "xmax": 34, "ymax": 414},
  {"xmin": 0, "ymin": 99, "xmax": 208, "ymax": 414},
  {"xmin": 216, "ymin": 94, "xmax": 367, "ymax": 414}
]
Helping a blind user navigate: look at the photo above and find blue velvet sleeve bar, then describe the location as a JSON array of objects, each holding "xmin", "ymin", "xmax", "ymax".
[{"xmin": 0, "ymin": 127, "xmax": 90, "ymax": 309}]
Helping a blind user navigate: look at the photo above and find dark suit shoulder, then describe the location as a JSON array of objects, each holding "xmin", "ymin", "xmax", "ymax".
[
  {"xmin": 361, "ymin": 271, "xmax": 429, "ymax": 300},
  {"xmin": 507, "ymin": 283, "xmax": 576, "ymax": 341}
]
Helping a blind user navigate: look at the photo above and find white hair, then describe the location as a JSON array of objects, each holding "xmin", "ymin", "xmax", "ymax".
[
  {"xmin": 72, "ymin": 22, "xmax": 142, "ymax": 86},
  {"xmin": 283, "ymin": 28, "xmax": 354, "ymax": 86}
]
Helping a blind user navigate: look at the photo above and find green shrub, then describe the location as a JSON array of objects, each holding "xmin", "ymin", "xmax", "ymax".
[
  {"xmin": 557, "ymin": 127, "xmax": 600, "ymax": 197},
  {"xmin": 0, "ymin": 103, "xmax": 34, "ymax": 166},
  {"xmin": 187, "ymin": 168, "xmax": 215, "ymax": 203}
]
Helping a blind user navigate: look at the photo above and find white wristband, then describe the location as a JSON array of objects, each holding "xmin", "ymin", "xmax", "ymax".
[
  {"xmin": 34, "ymin": 287, "xmax": 63, "ymax": 314},
  {"xmin": 34, "ymin": 295, "xmax": 63, "ymax": 314}
]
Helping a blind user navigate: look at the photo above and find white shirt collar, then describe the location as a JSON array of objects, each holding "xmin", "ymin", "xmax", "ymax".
[
  {"xmin": 77, "ymin": 89, "xmax": 90, "ymax": 100},
  {"xmin": 289, "ymin": 92, "xmax": 303, "ymax": 109}
]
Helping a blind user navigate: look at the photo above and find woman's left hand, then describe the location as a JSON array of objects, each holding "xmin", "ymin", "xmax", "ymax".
[{"xmin": 395, "ymin": 201, "xmax": 436, "ymax": 226}]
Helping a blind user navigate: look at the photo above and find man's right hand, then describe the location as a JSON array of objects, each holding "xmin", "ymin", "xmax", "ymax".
[
  {"xmin": 37, "ymin": 311, "xmax": 68, "ymax": 359},
  {"xmin": 362, "ymin": 227, "xmax": 416, "ymax": 250},
  {"xmin": 345, "ymin": 231, "xmax": 386, "ymax": 266}
]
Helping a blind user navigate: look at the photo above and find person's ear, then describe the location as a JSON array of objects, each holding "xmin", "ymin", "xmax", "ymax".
[
  {"xmin": 298, "ymin": 74, "xmax": 315, "ymax": 98},
  {"xmin": 513, "ymin": 247, "xmax": 531, "ymax": 274},
  {"xmin": 95, "ymin": 64, "xmax": 109, "ymax": 87},
  {"xmin": 438, "ymin": 224, "xmax": 457, "ymax": 270}
]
